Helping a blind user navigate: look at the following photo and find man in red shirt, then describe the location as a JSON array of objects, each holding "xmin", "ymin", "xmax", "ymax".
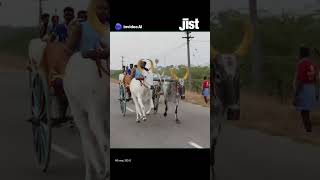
[{"xmin": 202, "ymin": 76, "xmax": 210, "ymax": 104}]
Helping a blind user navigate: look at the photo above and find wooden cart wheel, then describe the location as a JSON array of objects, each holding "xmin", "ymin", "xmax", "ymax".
[
  {"xmin": 30, "ymin": 71, "xmax": 52, "ymax": 172},
  {"xmin": 119, "ymin": 83, "xmax": 126, "ymax": 116}
]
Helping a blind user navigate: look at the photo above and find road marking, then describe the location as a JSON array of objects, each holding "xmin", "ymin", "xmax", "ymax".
[
  {"xmin": 188, "ymin": 141, "xmax": 203, "ymax": 149},
  {"xmin": 127, "ymin": 107, "xmax": 135, "ymax": 112},
  {"xmin": 52, "ymin": 144, "xmax": 78, "ymax": 160}
]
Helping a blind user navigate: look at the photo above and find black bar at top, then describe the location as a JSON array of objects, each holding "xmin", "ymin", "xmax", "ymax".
[{"xmin": 110, "ymin": 0, "xmax": 210, "ymax": 32}]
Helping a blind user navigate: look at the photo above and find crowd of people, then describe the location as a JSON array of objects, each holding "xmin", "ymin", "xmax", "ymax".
[
  {"xmin": 37, "ymin": 3, "xmax": 109, "ymax": 78},
  {"xmin": 39, "ymin": 7, "xmax": 88, "ymax": 43},
  {"xmin": 122, "ymin": 61, "xmax": 149, "ymax": 79}
]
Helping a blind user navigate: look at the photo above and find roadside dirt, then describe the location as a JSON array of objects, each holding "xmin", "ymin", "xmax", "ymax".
[
  {"xmin": 234, "ymin": 92, "xmax": 320, "ymax": 145},
  {"xmin": 0, "ymin": 53, "xmax": 27, "ymax": 72}
]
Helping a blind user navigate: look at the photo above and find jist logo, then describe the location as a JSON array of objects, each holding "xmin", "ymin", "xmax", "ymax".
[{"xmin": 179, "ymin": 18, "xmax": 199, "ymax": 31}]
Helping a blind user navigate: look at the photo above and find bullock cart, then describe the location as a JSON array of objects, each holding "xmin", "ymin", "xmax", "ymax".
[
  {"xmin": 118, "ymin": 76, "xmax": 163, "ymax": 116},
  {"xmin": 27, "ymin": 55, "xmax": 73, "ymax": 172},
  {"xmin": 118, "ymin": 79, "xmax": 127, "ymax": 116}
]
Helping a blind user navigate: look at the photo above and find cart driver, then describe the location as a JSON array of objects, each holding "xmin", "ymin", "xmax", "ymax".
[
  {"xmin": 61, "ymin": 0, "xmax": 109, "ymax": 71},
  {"xmin": 134, "ymin": 60, "xmax": 146, "ymax": 80}
]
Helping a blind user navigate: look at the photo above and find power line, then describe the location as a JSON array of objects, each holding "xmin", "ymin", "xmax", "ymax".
[
  {"xmin": 154, "ymin": 42, "xmax": 187, "ymax": 57},
  {"xmin": 117, "ymin": 39, "xmax": 189, "ymax": 67},
  {"xmin": 117, "ymin": 56, "xmax": 140, "ymax": 67},
  {"xmin": 191, "ymin": 40, "xmax": 210, "ymax": 44},
  {"xmin": 191, "ymin": 40, "xmax": 210, "ymax": 42},
  {"xmin": 182, "ymin": 31, "xmax": 194, "ymax": 90}
]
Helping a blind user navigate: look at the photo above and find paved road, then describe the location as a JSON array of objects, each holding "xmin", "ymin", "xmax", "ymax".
[
  {"xmin": 215, "ymin": 124, "xmax": 320, "ymax": 180},
  {"xmin": 2, "ymin": 71, "xmax": 320, "ymax": 179},
  {"xmin": 0, "ymin": 71, "xmax": 84, "ymax": 180},
  {"xmin": 110, "ymin": 82, "xmax": 210, "ymax": 148}
]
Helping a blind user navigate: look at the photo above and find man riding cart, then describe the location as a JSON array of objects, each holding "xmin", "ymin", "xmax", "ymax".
[{"xmin": 121, "ymin": 60, "xmax": 154, "ymax": 100}]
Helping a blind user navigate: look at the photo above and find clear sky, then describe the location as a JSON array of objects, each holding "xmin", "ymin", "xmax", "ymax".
[
  {"xmin": 0, "ymin": 0, "xmax": 89, "ymax": 26},
  {"xmin": 110, "ymin": 32, "xmax": 210, "ymax": 70}
]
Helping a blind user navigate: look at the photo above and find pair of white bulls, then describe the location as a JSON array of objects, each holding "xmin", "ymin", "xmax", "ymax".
[{"xmin": 119, "ymin": 61, "xmax": 189, "ymax": 124}]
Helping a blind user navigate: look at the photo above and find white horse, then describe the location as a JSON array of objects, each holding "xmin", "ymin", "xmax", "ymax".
[{"xmin": 129, "ymin": 60, "xmax": 155, "ymax": 122}]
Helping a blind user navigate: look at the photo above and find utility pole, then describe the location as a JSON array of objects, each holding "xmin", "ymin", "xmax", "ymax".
[
  {"xmin": 121, "ymin": 56, "xmax": 124, "ymax": 68},
  {"xmin": 182, "ymin": 31, "xmax": 194, "ymax": 90}
]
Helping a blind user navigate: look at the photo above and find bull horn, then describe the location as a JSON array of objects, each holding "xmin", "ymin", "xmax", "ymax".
[
  {"xmin": 183, "ymin": 66, "xmax": 189, "ymax": 80},
  {"xmin": 211, "ymin": 46, "xmax": 219, "ymax": 60},
  {"xmin": 170, "ymin": 68, "xmax": 178, "ymax": 80},
  {"xmin": 147, "ymin": 59, "xmax": 155, "ymax": 72},
  {"xmin": 234, "ymin": 22, "xmax": 253, "ymax": 57}
]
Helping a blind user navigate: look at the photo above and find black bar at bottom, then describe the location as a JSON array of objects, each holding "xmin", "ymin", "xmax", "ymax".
[{"xmin": 111, "ymin": 148, "xmax": 210, "ymax": 180}]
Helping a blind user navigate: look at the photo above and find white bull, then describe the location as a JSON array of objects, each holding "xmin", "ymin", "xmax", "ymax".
[
  {"xmin": 129, "ymin": 64, "xmax": 155, "ymax": 123},
  {"xmin": 63, "ymin": 52, "xmax": 109, "ymax": 180},
  {"xmin": 28, "ymin": 37, "xmax": 109, "ymax": 179}
]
